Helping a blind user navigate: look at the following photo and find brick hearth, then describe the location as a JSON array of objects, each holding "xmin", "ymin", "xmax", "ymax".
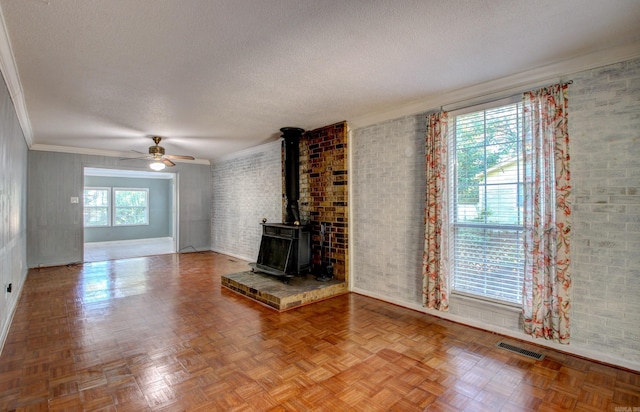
[{"xmin": 221, "ymin": 271, "xmax": 347, "ymax": 311}]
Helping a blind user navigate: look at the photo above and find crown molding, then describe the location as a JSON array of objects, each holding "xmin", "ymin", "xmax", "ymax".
[
  {"xmin": 84, "ymin": 167, "xmax": 175, "ymax": 179},
  {"xmin": 0, "ymin": 5, "xmax": 33, "ymax": 147},
  {"xmin": 30, "ymin": 143, "xmax": 211, "ymax": 165},
  {"xmin": 349, "ymin": 41, "xmax": 640, "ymax": 129},
  {"xmin": 212, "ymin": 139, "xmax": 281, "ymax": 164}
]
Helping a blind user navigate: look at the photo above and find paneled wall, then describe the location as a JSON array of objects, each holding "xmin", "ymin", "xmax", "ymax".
[
  {"xmin": 174, "ymin": 164, "xmax": 212, "ymax": 253},
  {"xmin": 0, "ymin": 74, "xmax": 28, "ymax": 349},
  {"xmin": 351, "ymin": 57, "xmax": 640, "ymax": 370},
  {"xmin": 27, "ymin": 153, "xmax": 212, "ymax": 267}
]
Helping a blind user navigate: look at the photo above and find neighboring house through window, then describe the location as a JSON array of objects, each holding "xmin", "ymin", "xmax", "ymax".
[{"xmin": 450, "ymin": 99, "xmax": 524, "ymax": 305}]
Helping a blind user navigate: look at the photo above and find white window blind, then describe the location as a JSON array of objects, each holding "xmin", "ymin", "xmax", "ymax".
[{"xmin": 451, "ymin": 102, "xmax": 524, "ymax": 305}]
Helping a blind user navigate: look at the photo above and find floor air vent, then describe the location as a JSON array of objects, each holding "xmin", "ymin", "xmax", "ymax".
[{"xmin": 496, "ymin": 341, "xmax": 545, "ymax": 361}]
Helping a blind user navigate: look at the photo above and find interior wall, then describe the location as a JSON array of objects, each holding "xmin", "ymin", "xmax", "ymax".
[
  {"xmin": 350, "ymin": 57, "xmax": 640, "ymax": 371},
  {"xmin": 27, "ymin": 154, "xmax": 211, "ymax": 268},
  {"xmin": 176, "ymin": 162, "xmax": 213, "ymax": 253},
  {"xmin": 0, "ymin": 72, "xmax": 28, "ymax": 350},
  {"xmin": 83, "ymin": 175, "xmax": 173, "ymax": 243},
  {"xmin": 210, "ymin": 140, "xmax": 282, "ymax": 261}
]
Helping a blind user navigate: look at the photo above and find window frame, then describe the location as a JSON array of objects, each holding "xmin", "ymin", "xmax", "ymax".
[
  {"xmin": 113, "ymin": 187, "xmax": 150, "ymax": 227},
  {"xmin": 83, "ymin": 187, "xmax": 111, "ymax": 227},
  {"xmin": 83, "ymin": 187, "xmax": 150, "ymax": 228},
  {"xmin": 448, "ymin": 96, "xmax": 525, "ymax": 308}
]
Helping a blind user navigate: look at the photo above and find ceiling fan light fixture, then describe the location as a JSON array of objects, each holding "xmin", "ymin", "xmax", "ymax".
[
  {"xmin": 140, "ymin": 136, "xmax": 195, "ymax": 170},
  {"xmin": 150, "ymin": 161, "xmax": 165, "ymax": 171}
]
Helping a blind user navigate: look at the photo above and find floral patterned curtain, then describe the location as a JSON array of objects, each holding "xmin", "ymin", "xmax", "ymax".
[
  {"xmin": 423, "ymin": 112, "xmax": 449, "ymax": 311},
  {"xmin": 522, "ymin": 83, "xmax": 571, "ymax": 344}
]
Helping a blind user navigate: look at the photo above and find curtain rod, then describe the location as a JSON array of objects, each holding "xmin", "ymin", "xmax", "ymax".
[{"xmin": 441, "ymin": 80, "xmax": 573, "ymax": 113}]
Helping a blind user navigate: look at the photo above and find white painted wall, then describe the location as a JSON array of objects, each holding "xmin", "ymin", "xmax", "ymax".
[{"xmin": 211, "ymin": 140, "xmax": 282, "ymax": 262}]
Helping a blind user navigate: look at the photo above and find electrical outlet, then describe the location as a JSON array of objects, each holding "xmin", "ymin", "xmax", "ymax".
[{"xmin": 70, "ymin": 197, "xmax": 79, "ymax": 204}]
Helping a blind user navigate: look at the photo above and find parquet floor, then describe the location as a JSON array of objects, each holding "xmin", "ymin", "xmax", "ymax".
[{"xmin": 0, "ymin": 252, "xmax": 638, "ymax": 411}]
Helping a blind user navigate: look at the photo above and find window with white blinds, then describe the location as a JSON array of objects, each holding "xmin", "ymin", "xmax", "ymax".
[{"xmin": 451, "ymin": 101, "xmax": 524, "ymax": 305}]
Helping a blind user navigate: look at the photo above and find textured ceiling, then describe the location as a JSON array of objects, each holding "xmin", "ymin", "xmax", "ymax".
[{"xmin": 1, "ymin": 0, "xmax": 639, "ymax": 162}]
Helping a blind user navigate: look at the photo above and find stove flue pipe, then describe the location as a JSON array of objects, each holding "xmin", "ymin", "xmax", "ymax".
[{"xmin": 281, "ymin": 127, "xmax": 304, "ymax": 224}]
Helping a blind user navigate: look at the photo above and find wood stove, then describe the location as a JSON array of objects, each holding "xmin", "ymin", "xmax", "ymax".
[
  {"xmin": 250, "ymin": 127, "xmax": 311, "ymax": 282},
  {"xmin": 250, "ymin": 222, "xmax": 310, "ymax": 280}
]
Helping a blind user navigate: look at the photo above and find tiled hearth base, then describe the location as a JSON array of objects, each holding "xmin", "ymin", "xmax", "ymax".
[{"xmin": 221, "ymin": 270, "xmax": 348, "ymax": 311}]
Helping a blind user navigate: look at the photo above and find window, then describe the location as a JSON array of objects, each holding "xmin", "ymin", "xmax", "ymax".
[
  {"xmin": 114, "ymin": 188, "xmax": 149, "ymax": 226},
  {"xmin": 83, "ymin": 188, "xmax": 110, "ymax": 227},
  {"xmin": 83, "ymin": 187, "xmax": 149, "ymax": 227},
  {"xmin": 451, "ymin": 100, "xmax": 524, "ymax": 305}
]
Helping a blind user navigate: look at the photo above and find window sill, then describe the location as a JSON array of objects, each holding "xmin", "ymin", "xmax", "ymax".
[{"xmin": 451, "ymin": 291, "xmax": 522, "ymax": 313}]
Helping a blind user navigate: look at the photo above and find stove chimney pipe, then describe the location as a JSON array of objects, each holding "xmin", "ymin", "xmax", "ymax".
[{"xmin": 281, "ymin": 127, "xmax": 304, "ymax": 224}]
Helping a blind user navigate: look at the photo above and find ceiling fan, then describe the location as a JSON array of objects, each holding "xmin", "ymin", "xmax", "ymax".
[{"xmin": 140, "ymin": 136, "xmax": 195, "ymax": 170}]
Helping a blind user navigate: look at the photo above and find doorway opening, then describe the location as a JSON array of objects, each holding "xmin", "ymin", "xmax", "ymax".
[{"xmin": 83, "ymin": 167, "xmax": 177, "ymax": 262}]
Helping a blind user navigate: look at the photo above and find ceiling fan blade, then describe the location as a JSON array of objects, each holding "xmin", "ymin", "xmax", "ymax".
[
  {"xmin": 162, "ymin": 158, "xmax": 176, "ymax": 167},
  {"xmin": 164, "ymin": 154, "xmax": 195, "ymax": 160},
  {"xmin": 119, "ymin": 156, "xmax": 147, "ymax": 161}
]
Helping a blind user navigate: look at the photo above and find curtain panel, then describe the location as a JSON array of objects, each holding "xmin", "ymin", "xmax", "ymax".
[
  {"xmin": 422, "ymin": 112, "xmax": 450, "ymax": 311},
  {"xmin": 522, "ymin": 83, "xmax": 572, "ymax": 344}
]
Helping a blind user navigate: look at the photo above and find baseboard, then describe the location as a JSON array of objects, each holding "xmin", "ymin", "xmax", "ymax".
[
  {"xmin": 0, "ymin": 271, "xmax": 26, "ymax": 356},
  {"xmin": 209, "ymin": 248, "xmax": 253, "ymax": 263},
  {"xmin": 86, "ymin": 236, "xmax": 173, "ymax": 246}
]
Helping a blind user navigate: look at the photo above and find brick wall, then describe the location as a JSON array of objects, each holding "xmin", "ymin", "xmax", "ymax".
[
  {"xmin": 352, "ymin": 114, "xmax": 426, "ymax": 301},
  {"xmin": 211, "ymin": 124, "xmax": 349, "ymax": 281},
  {"xmin": 211, "ymin": 141, "xmax": 282, "ymax": 261},
  {"xmin": 297, "ymin": 122, "xmax": 349, "ymax": 281},
  {"xmin": 351, "ymin": 57, "xmax": 640, "ymax": 368},
  {"xmin": 569, "ymin": 58, "xmax": 640, "ymax": 360}
]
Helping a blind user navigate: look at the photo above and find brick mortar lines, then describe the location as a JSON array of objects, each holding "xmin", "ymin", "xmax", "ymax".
[{"xmin": 297, "ymin": 122, "xmax": 349, "ymax": 281}]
